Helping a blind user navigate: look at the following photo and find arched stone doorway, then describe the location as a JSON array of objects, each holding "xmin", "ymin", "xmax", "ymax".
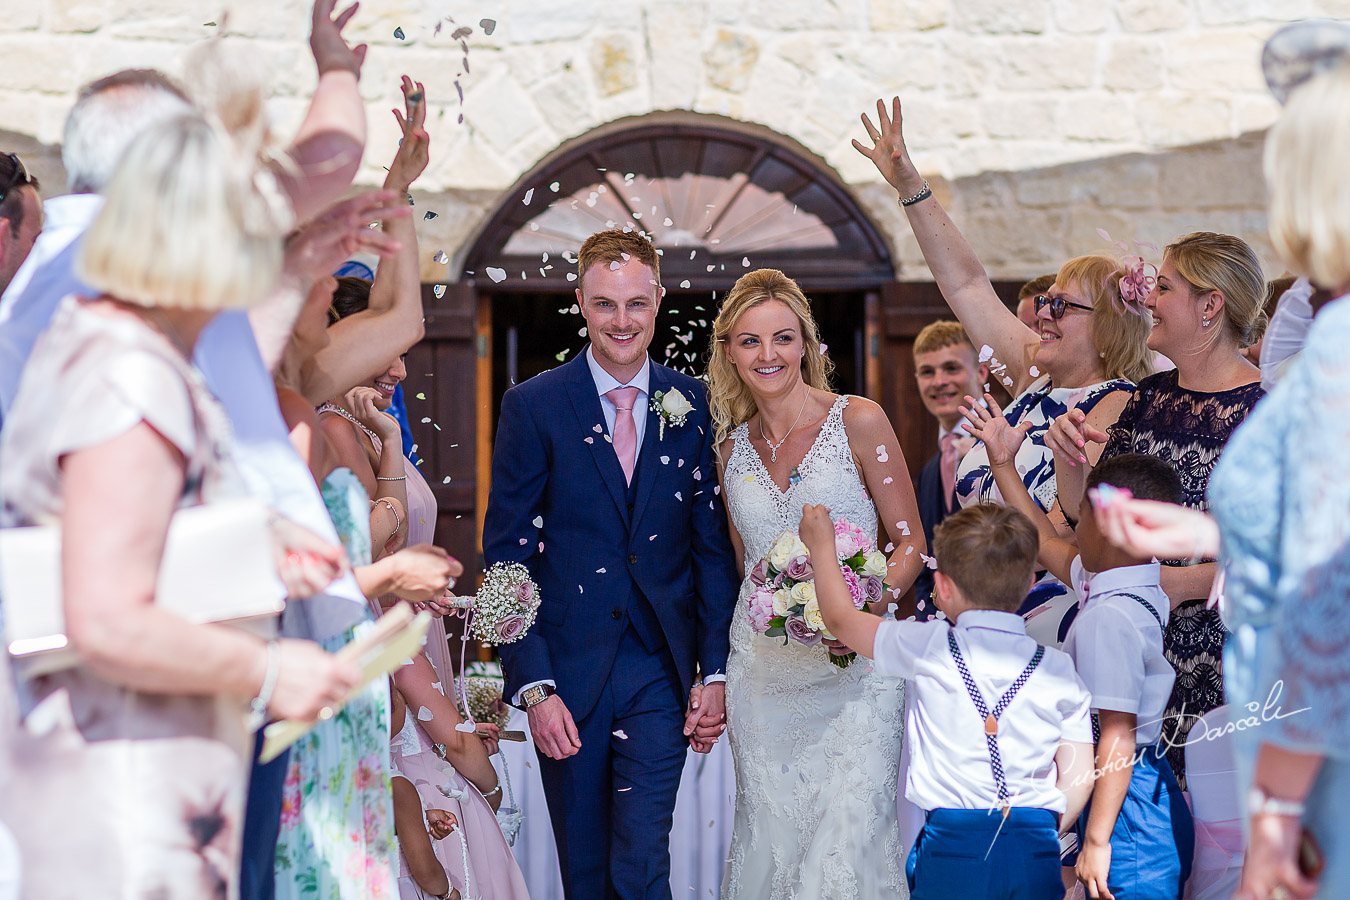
[{"xmin": 403, "ymin": 113, "xmax": 1001, "ymax": 570}]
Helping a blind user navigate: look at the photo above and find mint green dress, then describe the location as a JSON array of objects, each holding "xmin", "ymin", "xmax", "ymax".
[{"xmin": 275, "ymin": 468, "xmax": 397, "ymax": 899}]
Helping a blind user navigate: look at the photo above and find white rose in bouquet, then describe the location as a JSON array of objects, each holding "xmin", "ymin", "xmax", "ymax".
[
  {"xmin": 767, "ymin": 532, "xmax": 797, "ymax": 570},
  {"xmin": 771, "ymin": 587, "xmax": 792, "ymax": 617},
  {"xmin": 789, "ymin": 581, "xmax": 816, "ymax": 607},
  {"xmin": 660, "ymin": 387, "xmax": 694, "ymax": 418},
  {"xmin": 803, "ymin": 596, "xmax": 825, "ymax": 631},
  {"xmin": 862, "ymin": 550, "xmax": 888, "ymax": 578}
]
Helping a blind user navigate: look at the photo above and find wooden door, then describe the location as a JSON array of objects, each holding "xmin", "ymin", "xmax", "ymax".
[{"xmin": 402, "ymin": 282, "xmax": 480, "ymax": 568}]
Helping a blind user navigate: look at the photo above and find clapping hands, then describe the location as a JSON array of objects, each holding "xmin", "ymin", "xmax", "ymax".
[{"xmin": 959, "ymin": 393, "xmax": 1032, "ymax": 467}]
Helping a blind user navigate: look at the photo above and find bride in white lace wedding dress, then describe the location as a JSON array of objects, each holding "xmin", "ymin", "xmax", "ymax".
[{"xmin": 708, "ymin": 271, "xmax": 924, "ymax": 900}]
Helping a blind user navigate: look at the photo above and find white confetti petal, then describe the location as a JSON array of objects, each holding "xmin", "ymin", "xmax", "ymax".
[
  {"xmin": 597, "ymin": 567, "xmax": 607, "ymax": 573},
  {"xmin": 883, "ymin": 476, "xmax": 893, "ymax": 485},
  {"xmin": 417, "ymin": 707, "xmax": 434, "ymax": 721},
  {"xmin": 433, "ymin": 284, "xmax": 446, "ymax": 299},
  {"xmin": 742, "ymin": 257, "xmax": 750, "ymax": 267},
  {"xmin": 594, "ymin": 424, "xmax": 604, "ymax": 433},
  {"xmin": 675, "ymin": 491, "xmax": 683, "ymax": 501},
  {"xmin": 584, "ymin": 436, "xmax": 594, "ymax": 444},
  {"xmin": 978, "ymin": 344, "xmax": 995, "ymax": 362},
  {"xmin": 876, "ymin": 445, "xmax": 888, "ymax": 463},
  {"xmin": 486, "ymin": 266, "xmax": 507, "ymax": 283},
  {"xmin": 455, "ymin": 722, "xmax": 476, "ymax": 733},
  {"xmin": 533, "ymin": 516, "xmax": 544, "ymax": 528},
  {"xmin": 612, "ymin": 729, "xmax": 629, "ymax": 740},
  {"xmin": 680, "ymin": 280, "xmax": 691, "ymax": 289},
  {"xmin": 523, "ymin": 188, "xmax": 535, "ymax": 205},
  {"xmin": 567, "ymin": 273, "xmax": 578, "ymax": 282},
  {"xmin": 650, "ymin": 534, "xmax": 658, "ymax": 541},
  {"xmin": 661, "ymin": 455, "xmax": 670, "ymax": 464},
  {"xmin": 1029, "ymin": 366, "xmax": 1040, "ymax": 377},
  {"xmin": 519, "ymin": 538, "xmax": 528, "ymax": 545}
]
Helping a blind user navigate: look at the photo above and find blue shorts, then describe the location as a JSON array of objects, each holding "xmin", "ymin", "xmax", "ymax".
[{"xmin": 906, "ymin": 806, "xmax": 1064, "ymax": 899}]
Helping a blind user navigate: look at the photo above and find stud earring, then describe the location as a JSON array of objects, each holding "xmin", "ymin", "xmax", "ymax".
[{"xmin": 1202, "ymin": 317, "xmax": 1211, "ymax": 327}]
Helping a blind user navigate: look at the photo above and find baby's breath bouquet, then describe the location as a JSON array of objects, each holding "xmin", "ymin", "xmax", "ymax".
[
  {"xmin": 467, "ymin": 561, "xmax": 541, "ymax": 644},
  {"xmin": 463, "ymin": 672, "xmax": 512, "ymax": 729}
]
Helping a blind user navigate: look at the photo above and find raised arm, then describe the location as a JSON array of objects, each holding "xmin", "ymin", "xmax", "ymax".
[
  {"xmin": 855, "ymin": 97, "xmax": 1041, "ymax": 396},
  {"xmin": 301, "ymin": 77, "xmax": 429, "ymax": 404},
  {"xmin": 274, "ymin": 0, "xmax": 369, "ymax": 221}
]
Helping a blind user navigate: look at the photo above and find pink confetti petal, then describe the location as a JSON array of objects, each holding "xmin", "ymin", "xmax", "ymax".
[
  {"xmin": 883, "ymin": 476, "xmax": 893, "ymax": 484},
  {"xmin": 593, "ymin": 424, "xmax": 604, "ymax": 433},
  {"xmin": 884, "ymin": 542, "xmax": 895, "ymax": 553},
  {"xmin": 876, "ymin": 445, "xmax": 888, "ymax": 463},
  {"xmin": 538, "ymin": 542, "xmax": 545, "ymax": 553},
  {"xmin": 519, "ymin": 538, "xmax": 528, "ymax": 545},
  {"xmin": 455, "ymin": 722, "xmax": 476, "ymax": 733},
  {"xmin": 585, "ymin": 437, "xmax": 594, "ymax": 444}
]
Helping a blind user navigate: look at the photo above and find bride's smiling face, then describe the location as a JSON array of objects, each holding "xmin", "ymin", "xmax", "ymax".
[{"xmin": 726, "ymin": 300, "xmax": 806, "ymax": 402}]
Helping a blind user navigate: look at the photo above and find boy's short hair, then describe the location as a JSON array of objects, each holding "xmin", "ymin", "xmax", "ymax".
[
  {"xmin": 576, "ymin": 229, "xmax": 661, "ymax": 287},
  {"xmin": 913, "ymin": 320, "xmax": 974, "ymax": 357},
  {"xmin": 932, "ymin": 503, "xmax": 1039, "ymax": 612},
  {"xmin": 1018, "ymin": 273, "xmax": 1057, "ymax": 300},
  {"xmin": 1086, "ymin": 454, "xmax": 1184, "ymax": 506}
]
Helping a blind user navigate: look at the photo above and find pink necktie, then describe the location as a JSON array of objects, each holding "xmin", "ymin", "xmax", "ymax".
[
  {"xmin": 939, "ymin": 432, "xmax": 959, "ymax": 510},
  {"xmin": 606, "ymin": 386, "xmax": 640, "ymax": 485}
]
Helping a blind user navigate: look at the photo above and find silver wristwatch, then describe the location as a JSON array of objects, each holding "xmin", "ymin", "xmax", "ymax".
[{"xmin": 520, "ymin": 684, "xmax": 555, "ymax": 709}]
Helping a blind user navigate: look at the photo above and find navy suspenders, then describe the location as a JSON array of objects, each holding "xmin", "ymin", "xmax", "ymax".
[{"xmin": 947, "ymin": 630, "xmax": 1045, "ymax": 816}]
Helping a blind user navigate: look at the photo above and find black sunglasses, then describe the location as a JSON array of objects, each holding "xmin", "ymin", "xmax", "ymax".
[
  {"xmin": 0, "ymin": 153, "xmax": 32, "ymax": 205},
  {"xmin": 1033, "ymin": 293, "xmax": 1094, "ymax": 319}
]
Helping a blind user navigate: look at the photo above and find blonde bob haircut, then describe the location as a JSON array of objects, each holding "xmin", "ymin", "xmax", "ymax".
[
  {"xmin": 1056, "ymin": 254, "xmax": 1155, "ymax": 384},
  {"xmin": 1265, "ymin": 60, "xmax": 1350, "ymax": 290},
  {"xmin": 708, "ymin": 268, "xmax": 834, "ymax": 449},
  {"xmin": 78, "ymin": 111, "xmax": 285, "ymax": 311}
]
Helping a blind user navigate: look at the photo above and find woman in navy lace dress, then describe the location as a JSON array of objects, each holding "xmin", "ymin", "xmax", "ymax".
[{"xmin": 1051, "ymin": 232, "xmax": 1266, "ymax": 787}]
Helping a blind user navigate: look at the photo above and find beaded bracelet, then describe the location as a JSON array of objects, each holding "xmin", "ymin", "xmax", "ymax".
[
  {"xmin": 376, "ymin": 474, "xmax": 407, "ymax": 482},
  {"xmin": 375, "ymin": 497, "xmax": 402, "ymax": 533}
]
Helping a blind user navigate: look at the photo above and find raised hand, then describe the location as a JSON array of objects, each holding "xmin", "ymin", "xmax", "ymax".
[
  {"xmin": 959, "ymin": 393, "xmax": 1032, "ymax": 468},
  {"xmin": 284, "ymin": 190, "xmax": 407, "ymax": 287},
  {"xmin": 1045, "ymin": 407, "xmax": 1110, "ymax": 468},
  {"xmin": 345, "ymin": 385, "xmax": 401, "ymax": 441},
  {"xmin": 1092, "ymin": 494, "xmax": 1219, "ymax": 562},
  {"xmin": 386, "ymin": 76, "xmax": 430, "ymax": 193},
  {"xmin": 851, "ymin": 97, "xmax": 925, "ymax": 196},
  {"xmin": 310, "ymin": 0, "xmax": 366, "ymax": 76}
]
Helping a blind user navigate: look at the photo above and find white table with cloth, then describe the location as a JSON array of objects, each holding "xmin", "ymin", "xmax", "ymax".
[{"xmin": 493, "ymin": 707, "xmax": 735, "ymax": 899}]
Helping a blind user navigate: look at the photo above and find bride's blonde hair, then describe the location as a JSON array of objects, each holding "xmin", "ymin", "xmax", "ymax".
[{"xmin": 707, "ymin": 269, "xmax": 834, "ymax": 451}]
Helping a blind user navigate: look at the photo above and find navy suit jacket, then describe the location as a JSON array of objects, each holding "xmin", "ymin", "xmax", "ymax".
[
  {"xmin": 483, "ymin": 350, "xmax": 739, "ymax": 720},
  {"xmin": 914, "ymin": 450, "xmax": 952, "ymax": 611}
]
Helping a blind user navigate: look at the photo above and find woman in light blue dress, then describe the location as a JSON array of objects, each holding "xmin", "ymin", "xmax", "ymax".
[{"xmin": 1204, "ymin": 35, "xmax": 1350, "ymax": 899}]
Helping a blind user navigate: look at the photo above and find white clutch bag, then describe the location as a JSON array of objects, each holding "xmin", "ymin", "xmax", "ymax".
[{"xmin": 1, "ymin": 498, "xmax": 287, "ymax": 676}]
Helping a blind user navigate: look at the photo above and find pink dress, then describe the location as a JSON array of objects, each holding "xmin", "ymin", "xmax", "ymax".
[{"xmin": 379, "ymin": 450, "xmax": 528, "ymax": 899}]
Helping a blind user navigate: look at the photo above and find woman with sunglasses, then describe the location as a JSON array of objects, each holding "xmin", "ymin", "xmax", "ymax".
[
  {"xmin": 1049, "ymin": 233, "xmax": 1265, "ymax": 789},
  {"xmin": 854, "ymin": 98, "xmax": 1152, "ymax": 607}
]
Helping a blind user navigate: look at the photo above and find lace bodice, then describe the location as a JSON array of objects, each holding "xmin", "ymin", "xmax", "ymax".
[
  {"xmin": 721, "ymin": 395, "xmax": 906, "ymax": 899},
  {"xmin": 724, "ymin": 395, "xmax": 878, "ymax": 576}
]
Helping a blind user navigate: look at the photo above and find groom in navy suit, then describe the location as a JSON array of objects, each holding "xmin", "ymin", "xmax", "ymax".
[{"xmin": 483, "ymin": 229, "xmax": 739, "ymax": 899}]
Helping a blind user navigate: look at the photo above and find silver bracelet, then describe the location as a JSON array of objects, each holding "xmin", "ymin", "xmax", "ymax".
[
  {"xmin": 898, "ymin": 179, "xmax": 932, "ymax": 207},
  {"xmin": 482, "ymin": 783, "xmax": 502, "ymax": 797},
  {"xmin": 376, "ymin": 475, "xmax": 407, "ymax": 482},
  {"xmin": 375, "ymin": 497, "xmax": 402, "ymax": 533},
  {"xmin": 247, "ymin": 640, "xmax": 281, "ymax": 732}
]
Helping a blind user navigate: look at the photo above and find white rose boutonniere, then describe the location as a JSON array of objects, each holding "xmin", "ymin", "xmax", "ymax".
[{"xmin": 650, "ymin": 387, "xmax": 693, "ymax": 439}]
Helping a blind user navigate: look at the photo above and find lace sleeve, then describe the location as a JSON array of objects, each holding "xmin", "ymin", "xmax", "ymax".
[
  {"xmin": 1270, "ymin": 306, "xmax": 1350, "ymax": 753},
  {"xmin": 1101, "ymin": 382, "xmax": 1143, "ymax": 460}
]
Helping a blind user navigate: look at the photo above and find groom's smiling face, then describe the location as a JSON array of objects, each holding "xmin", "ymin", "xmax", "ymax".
[{"xmin": 577, "ymin": 257, "xmax": 661, "ymax": 377}]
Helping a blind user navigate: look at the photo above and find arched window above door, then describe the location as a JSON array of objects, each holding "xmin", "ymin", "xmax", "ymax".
[{"xmin": 465, "ymin": 115, "xmax": 893, "ymax": 291}]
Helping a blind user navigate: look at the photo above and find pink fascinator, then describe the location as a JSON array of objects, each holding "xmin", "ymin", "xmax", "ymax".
[{"xmin": 1097, "ymin": 228, "xmax": 1157, "ymax": 316}]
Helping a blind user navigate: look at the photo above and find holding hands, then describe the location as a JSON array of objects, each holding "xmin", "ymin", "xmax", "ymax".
[
  {"xmin": 959, "ymin": 393, "xmax": 1032, "ymax": 468},
  {"xmin": 424, "ymin": 808, "xmax": 458, "ymax": 841},
  {"xmin": 684, "ymin": 682, "xmax": 726, "ymax": 753},
  {"xmin": 852, "ymin": 97, "xmax": 925, "ymax": 197}
]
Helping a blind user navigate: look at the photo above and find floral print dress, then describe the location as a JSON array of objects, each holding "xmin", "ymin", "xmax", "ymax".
[{"xmin": 275, "ymin": 467, "xmax": 397, "ymax": 899}]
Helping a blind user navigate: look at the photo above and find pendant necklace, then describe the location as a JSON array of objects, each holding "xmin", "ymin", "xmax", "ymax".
[{"xmin": 760, "ymin": 386, "xmax": 811, "ymax": 464}]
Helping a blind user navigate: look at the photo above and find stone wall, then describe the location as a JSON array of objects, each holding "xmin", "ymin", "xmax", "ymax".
[{"xmin": 1, "ymin": 0, "xmax": 1339, "ymax": 281}]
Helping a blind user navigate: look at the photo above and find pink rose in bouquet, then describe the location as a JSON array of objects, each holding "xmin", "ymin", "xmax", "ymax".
[
  {"xmin": 784, "ymin": 554, "xmax": 814, "ymax": 581},
  {"xmin": 749, "ymin": 558, "xmax": 770, "ymax": 586},
  {"xmin": 841, "ymin": 566, "xmax": 866, "ymax": 610},
  {"xmin": 834, "ymin": 519, "xmax": 870, "ymax": 559},
  {"xmin": 746, "ymin": 587, "xmax": 776, "ymax": 632},
  {"xmin": 784, "ymin": 615, "xmax": 822, "ymax": 646},
  {"xmin": 516, "ymin": 581, "xmax": 539, "ymax": 609},
  {"xmin": 495, "ymin": 613, "xmax": 527, "ymax": 642},
  {"xmin": 863, "ymin": 574, "xmax": 885, "ymax": 606}
]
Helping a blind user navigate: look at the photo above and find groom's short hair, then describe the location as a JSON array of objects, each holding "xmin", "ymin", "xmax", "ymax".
[
  {"xmin": 577, "ymin": 229, "xmax": 661, "ymax": 288},
  {"xmin": 932, "ymin": 503, "xmax": 1038, "ymax": 612}
]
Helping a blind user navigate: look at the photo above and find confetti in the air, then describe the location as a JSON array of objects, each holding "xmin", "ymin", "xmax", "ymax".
[
  {"xmin": 523, "ymin": 188, "xmax": 535, "ymax": 205},
  {"xmin": 433, "ymin": 284, "xmax": 446, "ymax": 299},
  {"xmin": 423, "ymin": 210, "xmax": 438, "ymax": 220},
  {"xmin": 680, "ymin": 280, "xmax": 691, "ymax": 289},
  {"xmin": 479, "ymin": 18, "xmax": 496, "ymax": 34},
  {"xmin": 394, "ymin": 26, "xmax": 405, "ymax": 39},
  {"xmin": 434, "ymin": 250, "xmax": 448, "ymax": 264},
  {"xmin": 486, "ymin": 267, "xmax": 507, "ymax": 283}
]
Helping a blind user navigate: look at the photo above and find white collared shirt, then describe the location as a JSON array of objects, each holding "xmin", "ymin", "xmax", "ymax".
[
  {"xmin": 873, "ymin": 609, "xmax": 1093, "ymax": 813},
  {"xmin": 1063, "ymin": 557, "xmax": 1173, "ymax": 745},
  {"xmin": 586, "ymin": 344, "xmax": 650, "ymax": 451}
]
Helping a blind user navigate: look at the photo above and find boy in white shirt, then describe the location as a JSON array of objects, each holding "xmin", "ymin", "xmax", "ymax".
[
  {"xmin": 964, "ymin": 394, "xmax": 1194, "ymax": 900},
  {"xmin": 802, "ymin": 502, "xmax": 1095, "ymax": 900}
]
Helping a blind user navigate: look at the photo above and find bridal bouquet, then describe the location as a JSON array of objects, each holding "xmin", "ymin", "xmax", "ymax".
[
  {"xmin": 467, "ymin": 562, "xmax": 542, "ymax": 645},
  {"xmin": 746, "ymin": 518, "xmax": 889, "ymax": 668}
]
